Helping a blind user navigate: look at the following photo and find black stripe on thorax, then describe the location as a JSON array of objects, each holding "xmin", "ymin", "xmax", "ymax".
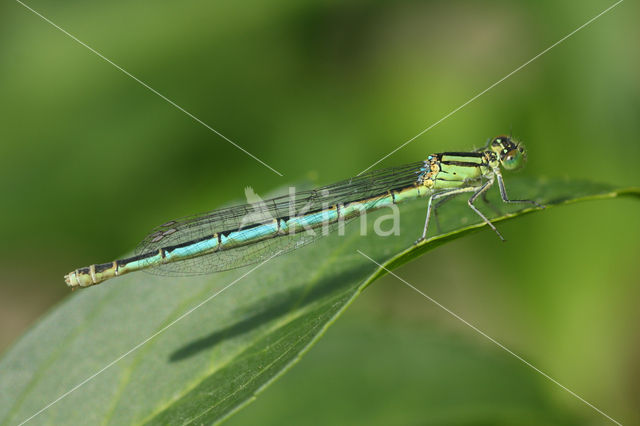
[
  {"xmin": 440, "ymin": 160, "xmax": 483, "ymax": 167},
  {"xmin": 440, "ymin": 151, "xmax": 484, "ymax": 157}
]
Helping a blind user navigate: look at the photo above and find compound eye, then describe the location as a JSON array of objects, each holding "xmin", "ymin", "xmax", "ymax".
[{"xmin": 501, "ymin": 149, "xmax": 524, "ymax": 170}]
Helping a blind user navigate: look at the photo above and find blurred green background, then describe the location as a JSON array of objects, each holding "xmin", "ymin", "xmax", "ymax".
[{"xmin": 1, "ymin": 0, "xmax": 638, "ymax": 424}]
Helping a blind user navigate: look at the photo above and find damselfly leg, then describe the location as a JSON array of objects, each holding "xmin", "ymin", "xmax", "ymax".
[
  {"xmin": 494, "ymin": 169, "xmax": 545, "ymax": 208},
  {"xmin": 467, "ymin": 177, "xmax": 505, "ymax": 241},
  {"xmin": 417, "ymin": 186, "xmax": 478, "ymax": 244},
  {"xmin": 432, "ymin": 183, "xmax": 501, "ymax": 233}
]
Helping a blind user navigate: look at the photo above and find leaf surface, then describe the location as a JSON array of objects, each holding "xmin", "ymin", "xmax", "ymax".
[{"xmin": 0, "ymin": 178, "xmax": 636, "ymax": 425}]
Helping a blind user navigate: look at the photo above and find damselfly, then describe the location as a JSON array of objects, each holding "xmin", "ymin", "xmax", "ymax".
[{"xmin": 65, "ymin": 135, "xmax": 542, "ymax": 289}]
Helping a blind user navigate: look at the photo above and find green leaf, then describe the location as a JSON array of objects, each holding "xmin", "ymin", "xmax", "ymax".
[
  {"xmin": 226, "ymin": 314, "xmax": 583, "ymax": 426},
  {"xmin": 0, "ymin": 178, "xmax": 637, "ymax": 425}
]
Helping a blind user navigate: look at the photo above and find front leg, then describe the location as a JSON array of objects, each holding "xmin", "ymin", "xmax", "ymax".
[{"xmin": 495, "ymin": 168, "xmax": 545, "ymax": 208}]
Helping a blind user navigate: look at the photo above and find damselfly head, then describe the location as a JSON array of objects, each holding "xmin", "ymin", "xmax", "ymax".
[{"xmin": 490, "ymin": 135, "xmax": 526, "ymax": 171}]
